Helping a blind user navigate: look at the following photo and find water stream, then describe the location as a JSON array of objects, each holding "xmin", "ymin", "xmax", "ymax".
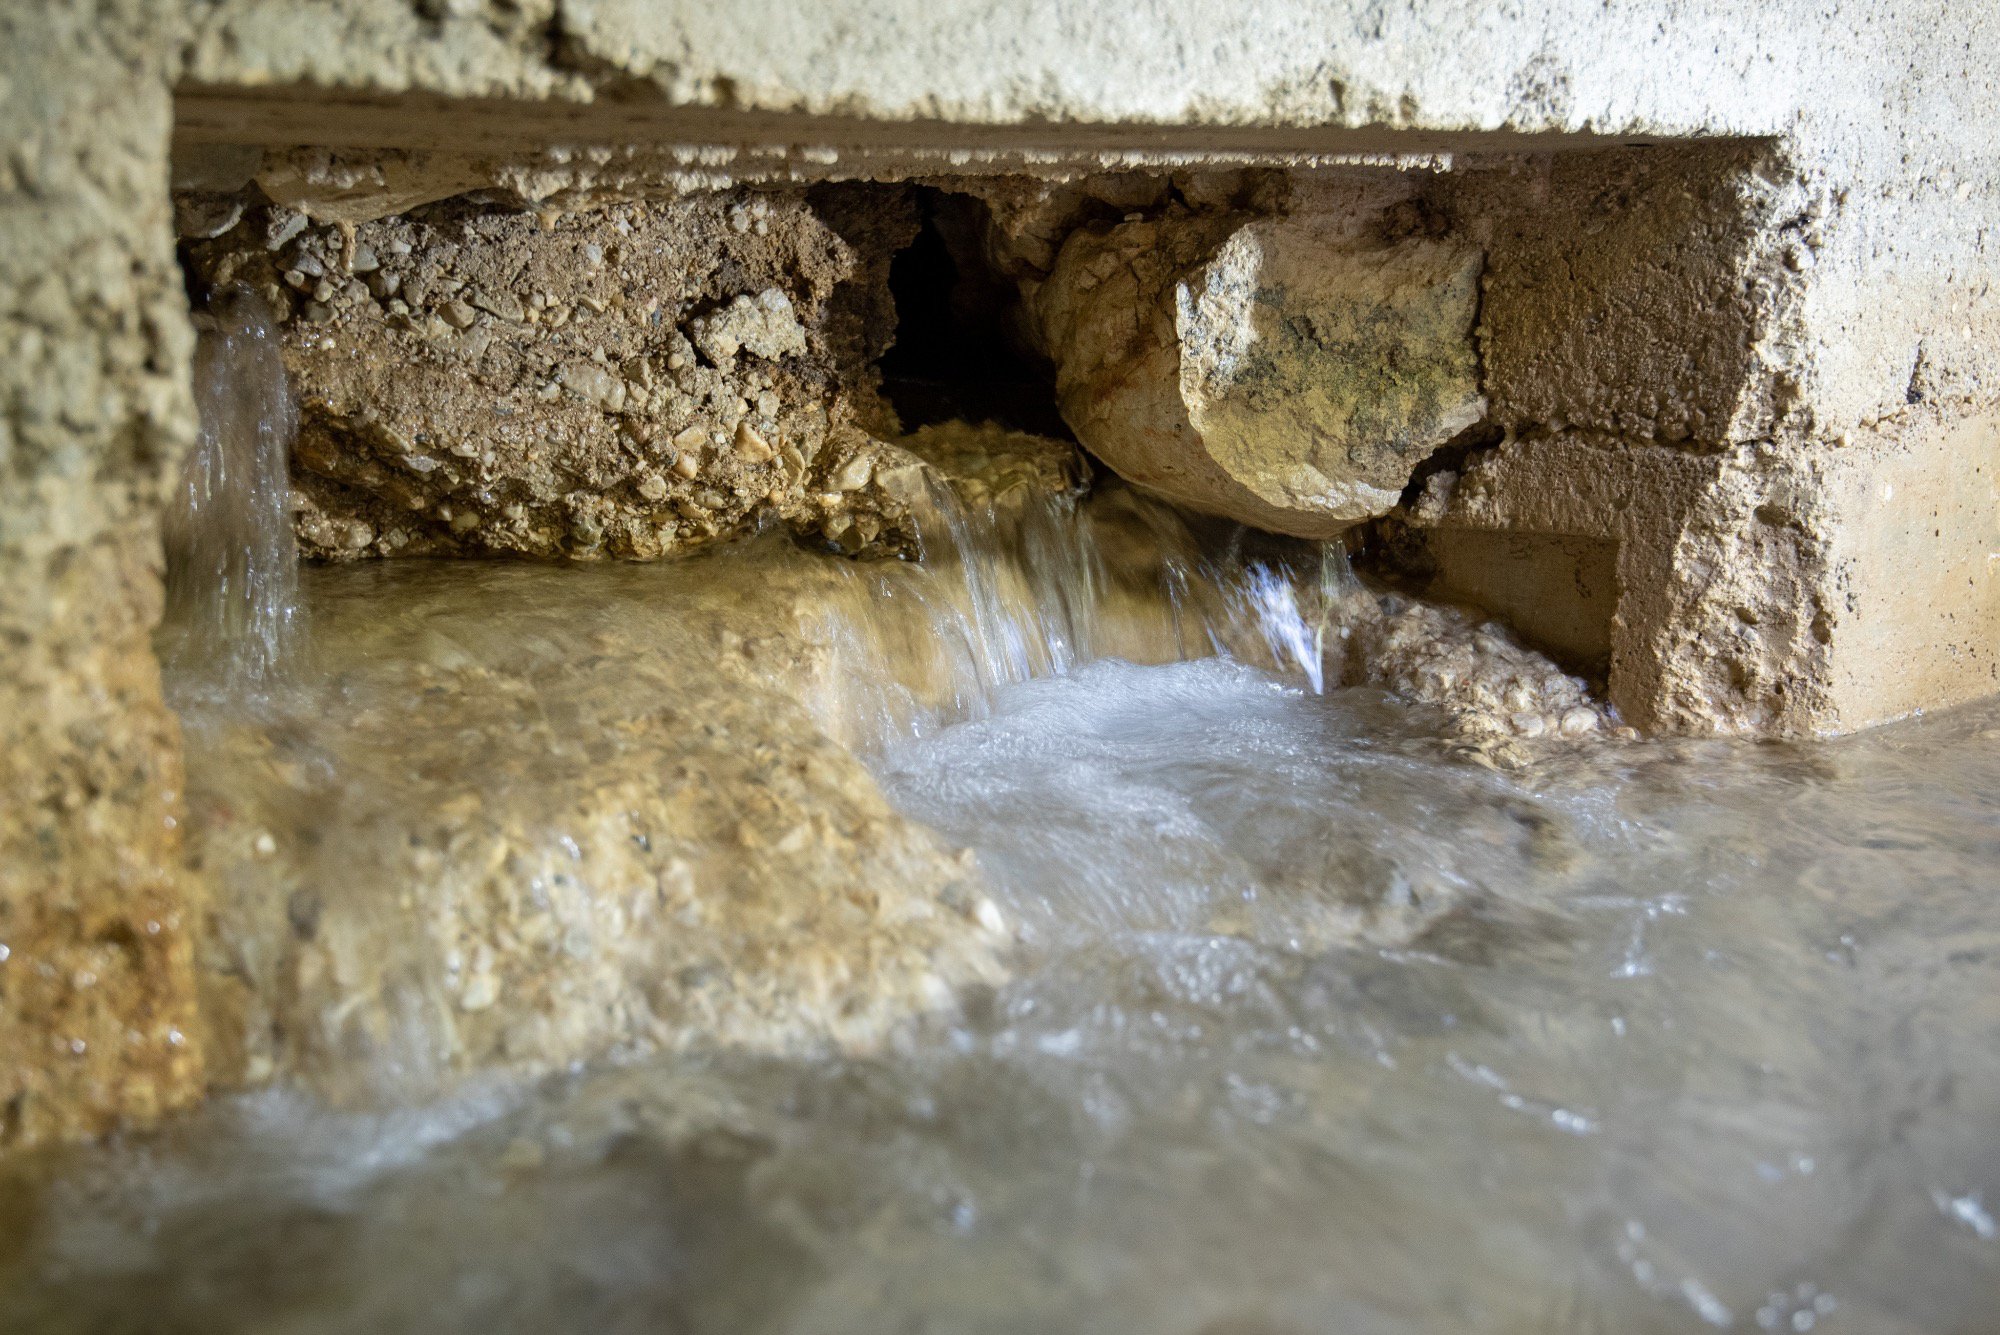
[
  {"xmin": 159, "ymin": 293, "xmax": 302, "ymax": 688},
  {"xmin": 2, "ymin": 311, "xmax": 1998, "ymax": 1334}
]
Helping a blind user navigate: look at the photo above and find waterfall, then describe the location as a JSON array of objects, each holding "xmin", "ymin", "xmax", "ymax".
[
  {"xmin": 799, "ymin": 475, "xmax": 1365, "ymax": 750},
  {"xmin": 160, "ymin": 290, "xmax": 302, "ymax": 687},
  {"xmin": 792, "ymin": 462, "xmax": 1603, "ymax": 753}
]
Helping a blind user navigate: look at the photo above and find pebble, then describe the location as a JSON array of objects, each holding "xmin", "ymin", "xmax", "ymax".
[
  {"xmin": 973, "ymin": 896, "xmax": 1006, "ymax": 934},
  {"xmin": 734, "ymin": 421, "xmax": 775, "ymax": 463},
  {"xmin": 473, "ymin": 289, "xmax": 525, "ymax": 323},
  {"xmin": 830, "ymin": 454, "xmax": 875, "ymax": 492},
  {"xmin": 264, "ymin": 210, "xmax": 309, "ymax": 250}
]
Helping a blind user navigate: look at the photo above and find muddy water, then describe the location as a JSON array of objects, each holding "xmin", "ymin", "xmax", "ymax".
[{"xmin": 4, "ymin": 318, "xmax": 1999, "ymax": 1332}]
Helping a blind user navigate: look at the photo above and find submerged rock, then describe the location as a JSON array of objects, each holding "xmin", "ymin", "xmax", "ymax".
[
  {"xmin": 183, "ymin": 563, "xmax": 1011, "ymax": 1106},
  {"xmin": 153, "ymin": 443, "xmax": 1630, "ymax": 1116},
  {"xmin": 896, "ymin": 420, "xmax": 1093, "ymax": 510}
]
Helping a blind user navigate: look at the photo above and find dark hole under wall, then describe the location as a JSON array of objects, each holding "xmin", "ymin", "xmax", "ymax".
[{"xmin": 877, "ymin": 188, "xmax": 1070, "ymax": 439}]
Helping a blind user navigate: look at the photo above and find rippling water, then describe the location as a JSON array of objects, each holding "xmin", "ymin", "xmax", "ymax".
[{"xmin": 5, "ymin": 566, "xmax": 1999, "ymax": 1332}]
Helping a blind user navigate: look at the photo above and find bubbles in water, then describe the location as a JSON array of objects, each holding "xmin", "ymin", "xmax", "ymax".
[{"xmin": 8, "ymin": 516, "xmax": 2000, "ymax": 1331}]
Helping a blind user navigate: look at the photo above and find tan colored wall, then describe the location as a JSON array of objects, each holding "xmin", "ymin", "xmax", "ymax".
[
  {"xmin": 0, "ymin": 4, "xmax": 205, "ymax": 1150},
  {"xmin": 1418, "ymin": 530, "xmax": 1620, "ymax": 679},
  {"xmin": 1823, "ymin": 413, "xmax": 2000, "ymax": 728},
  {"xmin": 1393, "ymin": 411, "xmax": 2000, "ymax": 737}
]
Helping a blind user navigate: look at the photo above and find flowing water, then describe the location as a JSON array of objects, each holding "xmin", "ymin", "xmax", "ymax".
[
  {"xmin": 3, "ymin": 313, "xmax": 1999, "ymax": 1334},
  {"xmin": 159, "ymin": 294, "xmax": 302, "ymax": 687}
]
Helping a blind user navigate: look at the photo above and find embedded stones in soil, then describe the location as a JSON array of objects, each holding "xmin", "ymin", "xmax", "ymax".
[{"xmin": 182, "ymin": 190, "xmax": 935, "ymax": 562}]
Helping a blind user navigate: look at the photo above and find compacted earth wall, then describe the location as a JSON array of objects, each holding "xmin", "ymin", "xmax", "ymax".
[{"xmin": 3, "ymin": 0, "xmax": 1997, "ymax": 1151}]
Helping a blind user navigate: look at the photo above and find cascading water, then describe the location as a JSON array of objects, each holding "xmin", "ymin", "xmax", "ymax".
[
  {"xmin": 9, "ymin": 370, "xmax": 2000, "ymax": 1331},
  {"xmin": 791, "ymin": 471, "xmax": 1601, "ymax": 756},
  {"xmin": 159, "ymin": 290, "xmax": 302, "ymax": 687}
]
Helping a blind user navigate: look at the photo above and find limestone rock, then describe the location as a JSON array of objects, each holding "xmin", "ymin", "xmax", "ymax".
[
  {"xmin": 183, "ymin": 563, "xmax": 1013, "ymax": 1104},
  {"xmin": 1035, "ymin": 210, "xmax": 1485, "ymax": 538},
  {"xmin": 688, "ymin": 289, "xmax": 809, "ymax": 364}
]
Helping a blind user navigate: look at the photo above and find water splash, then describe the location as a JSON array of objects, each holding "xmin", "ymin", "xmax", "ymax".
[
  {"xmin": 788, "ymin": 466, "xmax": 1339, "ymax": 746},
  {"xmin": 160, "ymin": 289, "xmax": 302, "ymax": 687},
  {"xmin": 1235, "ymin": 556, "xmax": 1351, "ymax": 693},
  {"xmin": 791, "ymin": 467, "xmax": 1595, "ymax": 753}
]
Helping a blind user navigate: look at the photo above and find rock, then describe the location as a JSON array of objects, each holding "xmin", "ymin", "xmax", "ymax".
[
  {"xmin": 1034, "ymin": 210, "xmax": 1485, "ymax": 537},
  {"xmin": 896, "ymin": 421, "xmax": 1092, "ymax": 507},
  {"xmin": 689, "ymin": 288, "xmax": 808, "ymax": 364},
  {"xmin": 174, "ymin": 194, "xmax": 245, "ymax": 240},
  {"xmin": 829, "ymin": 452, "xmax": 875, "ymax": 492},
  {"xmin": 560, "ymin": 361, "xmax": 622, "ymax": 411},
  {"xmin": 471, "ymin": 287, "xmax": 523, "ymax": 322},
  {"xmin": 184, "ymin": 567, "xmax": 1013, "ymax": 1103},
  {"xmin": 734, "ymin": 420, "xmax": 775, "ymax": 462}
]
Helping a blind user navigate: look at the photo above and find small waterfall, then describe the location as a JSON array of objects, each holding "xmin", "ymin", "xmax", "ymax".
[
  {"xmin": 1228, "ymin": 545, "xmax": 1362, "ymax": 694},
  {"xmin": 796, "ymin": 463, "xmax": 1603, "ymax": 752},
  {"xmin": 802, "ymin": 475, "xmax": 1363, "ymax": 749},
  {"xmin": 161, "ymin": 290, "xmax": 302, "ymax": 687}
]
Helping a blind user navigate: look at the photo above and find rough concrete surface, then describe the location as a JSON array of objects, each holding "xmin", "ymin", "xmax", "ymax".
[
  {"xmin": 168, "ymin": 0, "xmax": 1997, "ymax": 443},
  {"xmin": 0, "ymin": 4, "xmax": 206, "ymax": 1153}
]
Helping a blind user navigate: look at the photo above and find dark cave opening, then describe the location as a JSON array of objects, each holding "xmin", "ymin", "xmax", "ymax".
[{"xmin": 878, "ymin": 188, "xmax": 1070, "ymax": 439}]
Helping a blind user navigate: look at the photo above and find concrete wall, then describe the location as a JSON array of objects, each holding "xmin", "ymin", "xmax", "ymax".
[
  {"xmin": 171, "ymin": 0, "xmax": 1996, "ymax": 441},
  {"xmin": 162, "ymin": 0, "xmax": 2000, "ymax": 736},
  {"xmin": 1, "ymin": 2, "xmax": 205, "ymax": 1150}
]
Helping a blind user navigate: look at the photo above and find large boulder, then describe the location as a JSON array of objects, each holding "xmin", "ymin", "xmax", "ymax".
[{"xmin": 1035, "ymin": 209, "xmax": 1485, "ymax": 537}]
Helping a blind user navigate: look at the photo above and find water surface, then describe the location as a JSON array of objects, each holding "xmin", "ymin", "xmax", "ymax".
[{"xmin": 3, "ymin": 562, "xmax": 1997, "ymax": 1333}]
